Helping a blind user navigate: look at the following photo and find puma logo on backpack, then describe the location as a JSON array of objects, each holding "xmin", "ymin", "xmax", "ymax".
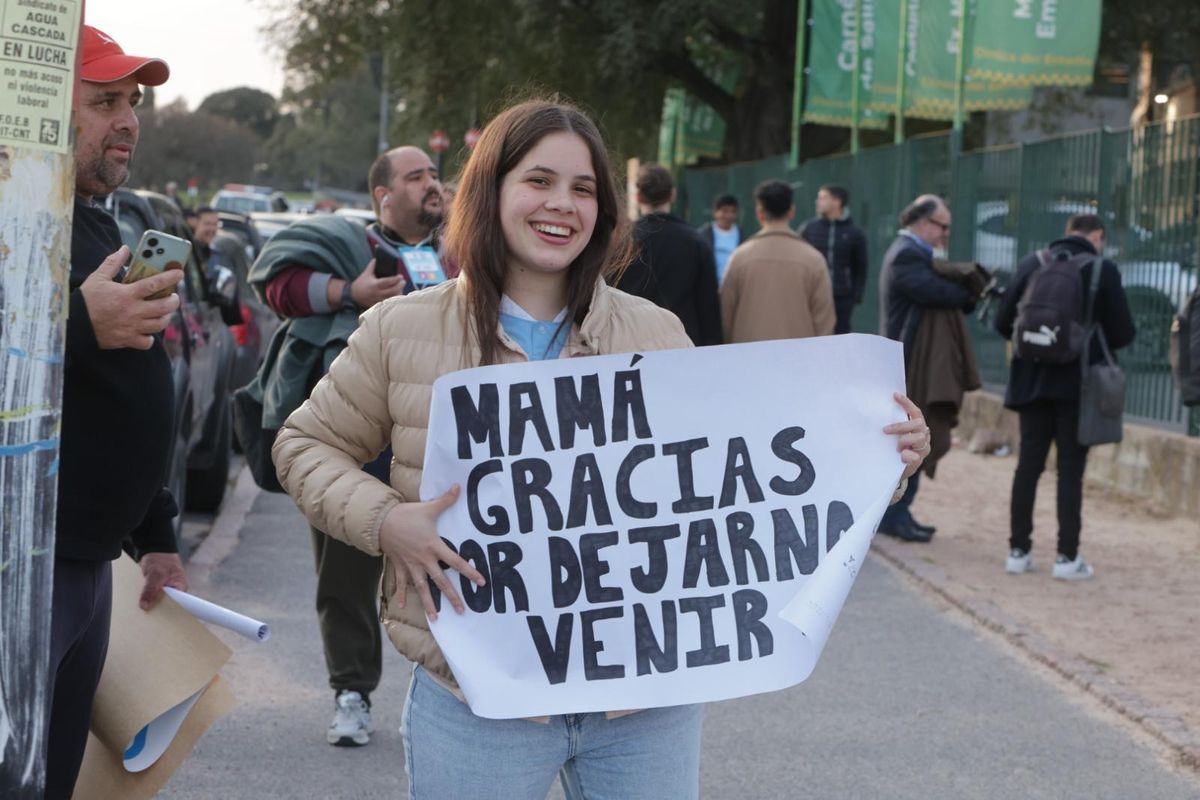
[{"xmin": 1012, "ymin": 249, "xmax": 1095, "ymax": 364}]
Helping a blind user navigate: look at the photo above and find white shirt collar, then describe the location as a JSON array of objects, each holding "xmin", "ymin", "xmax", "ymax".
[{"xmin": 500, "ymin": 294, "xmax": 568, "ymax": 323}]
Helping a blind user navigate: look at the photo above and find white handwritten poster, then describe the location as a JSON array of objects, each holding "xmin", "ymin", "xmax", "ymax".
[{"xmin": 421, "ymin": 334, "xmax": 907, "ymax": 718}]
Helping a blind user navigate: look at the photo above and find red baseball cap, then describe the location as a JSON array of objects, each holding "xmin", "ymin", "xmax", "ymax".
[{"xmin": 80, "ymin": 25, "xmax": 169, "ymax": 86}]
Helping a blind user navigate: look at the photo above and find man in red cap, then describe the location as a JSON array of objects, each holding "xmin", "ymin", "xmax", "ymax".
[{"xmin": 45, "ymin": 25, "xmax": 185, "ymax": 798}]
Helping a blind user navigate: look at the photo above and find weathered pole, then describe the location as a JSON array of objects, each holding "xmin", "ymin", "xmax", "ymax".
[{"xmin": 0, "ymin": 2, "xmax": 84, "ymax": 796}]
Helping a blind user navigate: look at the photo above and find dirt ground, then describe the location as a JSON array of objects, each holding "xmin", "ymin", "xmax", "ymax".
[{"xmin": 895, "ymin": 445, "xmax": 1200, "ymax": 735}]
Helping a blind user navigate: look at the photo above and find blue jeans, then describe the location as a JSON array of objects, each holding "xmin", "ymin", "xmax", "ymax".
[{"xmin": 401, "ymin": 665, "xmax": 704, "ymax": 800}]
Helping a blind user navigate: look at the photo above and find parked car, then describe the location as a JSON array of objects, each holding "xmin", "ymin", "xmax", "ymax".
[
  {"xmin": 250, "ymin": 211, "xmax": 307, "ymax": 242},
  {"xmin": 216, "ymin": 210, "xmax": 266, "ymax": 263},
  {"xmin": 333, "ymin": 207, "xmax": 376, "ymax": 226},
  {"xmin": 211, "ymin": 188, "xmax": 290, "ymax": 215},
  {"xmin": 975, "ymin": 199, "xmax": 1196, "ymax": 362},
  {"xmin": 105, "ymin": 189, "xmax": 240, "ymax": 522},
  {"xmin": 210, "ymin": 230, "xmax": 280, "ymax": 391}
]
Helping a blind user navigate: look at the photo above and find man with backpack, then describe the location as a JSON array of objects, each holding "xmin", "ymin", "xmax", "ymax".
[{"xmin": 994, "ymin": 214, "xmax": 1135, "ymax": 581}]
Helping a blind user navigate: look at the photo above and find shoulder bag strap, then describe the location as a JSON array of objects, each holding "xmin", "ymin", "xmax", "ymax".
[{"xmin": 1081, "ymin": 257, "xmax": 1116, "ymax": 378}]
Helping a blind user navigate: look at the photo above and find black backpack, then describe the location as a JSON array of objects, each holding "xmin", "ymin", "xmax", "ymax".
[
  {"xmin": 1171, "ymin": 286, "xmax": 1200, "ymax": 406},
  {"xmin": 1012, "ymin": 249, "xmax": 1096, "ymax": 364}
]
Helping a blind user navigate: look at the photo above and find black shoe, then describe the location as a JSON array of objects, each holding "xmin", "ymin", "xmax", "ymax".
[
  {"xmin": 878, "ymin": 521, "xmax": 933, "ymax": 543},
  {"xmin": 911, "ymin": 520, "xmax": 937, "ymax": 536}
]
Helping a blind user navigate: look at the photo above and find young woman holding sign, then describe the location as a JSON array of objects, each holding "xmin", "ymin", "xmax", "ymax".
[{"xmin": 273, "ymin": 99, "xmax": 931, "ymax": 799}]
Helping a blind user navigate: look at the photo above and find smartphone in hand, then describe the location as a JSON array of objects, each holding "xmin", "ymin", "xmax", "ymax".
[
  {"xmin": 123, "ymin": 229, "xmax": 189, "ymax": 299},
  {"xmin": 373, "ymin": 246, "xmax": 400, "ymax": 279}
]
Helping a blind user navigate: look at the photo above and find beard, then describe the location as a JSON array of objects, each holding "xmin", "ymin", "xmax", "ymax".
[
  {"xmin": 79, "ymin": 149, "xmax": 132, "ymax": 196},
  {"xmin": 416, "ymin": 187, "xmax": 444, "ymax": 229},
  {"xmin": 417, "ymin": 206, "xmax": 444, "ymax": 229}
]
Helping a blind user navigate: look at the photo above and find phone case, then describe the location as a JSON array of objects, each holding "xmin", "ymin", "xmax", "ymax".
[
  {"xmin": 123, "ymin": 230, "xmax": 190, "ymax": 299},
  {"xmin": 365, "ymin": 227, "xmax": 413, "ymax": 288},
  {"xmin": 373, "ymin": 246, "xmax": 401, "ymax": 278}
]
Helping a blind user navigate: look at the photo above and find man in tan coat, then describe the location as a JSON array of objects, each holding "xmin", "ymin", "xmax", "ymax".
[{"xmin": 720, "ymin": 180, "xmax": 836, "ymax": 343}]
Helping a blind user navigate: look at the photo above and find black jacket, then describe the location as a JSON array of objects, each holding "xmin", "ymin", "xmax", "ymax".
[
  {"xmin": 878, "ymin": 233, "xmax": 974, "ymax": 357},
  {"xmin": 57, "ymin": 199, "xmax": 179, "ymax": 561},
  {"xmin": 798, "ymin": 215, "xmax": 869, "ymax": 302},
  {"xmin": 617, "ymin": 212, "xmax": 722, "ymax": 346},
  {"xmin": 993, "ymin": 235, "xmax": 1136, "ymax": 409}
]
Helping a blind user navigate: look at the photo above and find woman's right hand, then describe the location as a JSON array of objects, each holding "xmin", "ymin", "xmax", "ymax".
[{"xmin": 379, "ymin": 485, "xmax": 486, "ymax": 621}]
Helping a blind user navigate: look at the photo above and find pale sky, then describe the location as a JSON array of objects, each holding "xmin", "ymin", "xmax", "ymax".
[{"xmin": 84, "ymin": 0, "xmax": 288, "ymax": 109}]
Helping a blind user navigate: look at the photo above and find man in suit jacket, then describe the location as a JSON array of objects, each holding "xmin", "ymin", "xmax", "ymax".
[{"xmin": 878, "ymin": 194, "xmax": 975, "ymax": 542}]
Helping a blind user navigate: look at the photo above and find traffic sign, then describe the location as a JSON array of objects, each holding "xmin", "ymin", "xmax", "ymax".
[{"xmin": 429, "ymin": 129, "xmax": 450, "ymax": 153}]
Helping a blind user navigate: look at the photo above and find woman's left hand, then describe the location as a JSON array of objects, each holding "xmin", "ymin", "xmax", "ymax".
[{"xmin": 883, "ymin": 392, "xmax": 931, "ymax": 481}]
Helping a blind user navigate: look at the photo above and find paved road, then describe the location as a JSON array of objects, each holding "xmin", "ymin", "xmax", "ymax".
[{"xmin": 161, "ymin": 486, "xmax": 1200, "ymax": 799}]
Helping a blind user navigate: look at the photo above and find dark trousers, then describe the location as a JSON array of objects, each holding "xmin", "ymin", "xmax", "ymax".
[
  {"xmin": 45, "ymin": 558, "xmax": 112, "ymax": 800},
  {"xmin": 310, "ymin": 527, "xmax": 383, "ymax": 699},
  {"xmin": 834, "ymin": 295, "xmax": 855, "ymax": 335},
  {"xmin": 881, "ymin": 471, "xmax": 921, "ymax": 528},
  {"xmin": 1010, "ymin": 397, "xmax": 1090, "ymax": 560}
]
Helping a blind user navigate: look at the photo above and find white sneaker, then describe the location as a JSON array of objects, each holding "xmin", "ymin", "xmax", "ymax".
[
  {"xmin": 327, "ymin": 691, "xmax": 372, "ymax": 746},
  {"xmin": 1005, "ymin": 549, "xmax": 1032, "ymax": 574},
  {"xmin": 1052, "ymin": 555, "xmax": 1095, "ymax": 581}
]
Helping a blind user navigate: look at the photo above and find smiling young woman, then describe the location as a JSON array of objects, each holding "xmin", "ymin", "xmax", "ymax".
[{"xmin": 271, "ymin": 98, "xmax": 930, "ymax": 800}]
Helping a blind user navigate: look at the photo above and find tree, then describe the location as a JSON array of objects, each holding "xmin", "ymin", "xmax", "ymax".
[
  {"xmin": 132, "ymin": 104, "xmax": 261, "ymax": 192},
  {"xmin": 197, "ymin": 87, "xmax": 282, "ymax": 140},
  {"xmin": 258, "ymin": 63, "xmax": 382, "ymax": 191},
  {"xmin": 269, "ymin": 0, "xmax": 801, "ymax": 163}
]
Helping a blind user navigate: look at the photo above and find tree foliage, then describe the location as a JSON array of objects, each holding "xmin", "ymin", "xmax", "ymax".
[
  {"xmin": 197, "ymin": 87, "xmax": 281, "ymax": 140},
  {"xmin": 131, "ymin": 102, "xmax": 260, "ymax": 191},
  {"xmin": 1099, "ymin": 0, "xmax": 1200, "ymax": 80},
  {"xmin": 269, "ymin": 0, "xmax": 801, "ymax": 163},
  {"xmin": 259, "ymin": 63, "xmax": 382, "ymax": 191}
]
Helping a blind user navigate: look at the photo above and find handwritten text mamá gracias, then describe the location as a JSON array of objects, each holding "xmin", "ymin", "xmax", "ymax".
[{"xmin": 441, "ymin": 364, "xmax": 854, "ymax": 686}]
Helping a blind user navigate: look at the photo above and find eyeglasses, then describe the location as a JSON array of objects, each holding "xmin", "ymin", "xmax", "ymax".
[{"xmin": 927, "ymin": 218, "xmax": 951, "ymax": 233}]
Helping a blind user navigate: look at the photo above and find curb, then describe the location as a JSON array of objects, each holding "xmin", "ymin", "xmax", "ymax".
[
  {"xmin": 871, "ymin": 536, "xmax": 1200, "ymax": 772},
  {"xmin": 186, "ymin": 464, "xmax": 259, "ymax": 590}
]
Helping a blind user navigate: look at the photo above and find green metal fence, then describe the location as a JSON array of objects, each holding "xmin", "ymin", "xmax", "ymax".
[{"xmin": 682, "ymin": 116, "xmax": 1200, "ymax": 435}]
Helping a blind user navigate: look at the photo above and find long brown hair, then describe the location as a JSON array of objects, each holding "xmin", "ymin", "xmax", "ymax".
[{"xmin": 445, "ymin": 99, "xmax": 631, "ymax": 365}]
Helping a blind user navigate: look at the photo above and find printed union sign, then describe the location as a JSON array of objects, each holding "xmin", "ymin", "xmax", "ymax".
[{"xmin": 0, "ymin": 0, "xmax": 80, "ymax": 153}]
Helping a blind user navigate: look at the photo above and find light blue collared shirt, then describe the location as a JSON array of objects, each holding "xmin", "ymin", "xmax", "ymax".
[
  {"xmin": 499, "ymin": 295, "xmax": 570, "ymax": 361},
  {"xmin": 899, "ymin": 229, "xmax": 935, "ymax": 256}
]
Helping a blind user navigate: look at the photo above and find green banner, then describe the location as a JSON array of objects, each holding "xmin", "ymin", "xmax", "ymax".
[
  {"xmin": 905, "ymin": 0, "xmax": 1032, "ymax": 120},
  {"xmin": 658, "ymin": 88, "xmax": 684, "ymax": 166},
  {"xmin": 658, "ymin": 59, "xmax": 738, "ymax": 167},
  {"xmin": 970, "ymin": 0, "xmax": 1101, "ymax": 87},
  {"xmin": 803, "ymin": 0, "xmax": 888, "ymax": 130}
]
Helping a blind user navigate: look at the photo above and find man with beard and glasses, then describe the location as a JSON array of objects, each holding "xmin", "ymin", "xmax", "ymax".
[
  {"xmin": 252, "ymin": 146, "xmax": 443, "ymax": 747},
  {"xmin": 47, "ymin": 26, "xmax": 187, "ymax": 799}
]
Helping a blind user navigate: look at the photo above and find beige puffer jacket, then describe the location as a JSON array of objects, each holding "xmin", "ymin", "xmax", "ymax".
[{"xmin": 272, "ymin": 277, "xmax": 692, "ymax": 689}]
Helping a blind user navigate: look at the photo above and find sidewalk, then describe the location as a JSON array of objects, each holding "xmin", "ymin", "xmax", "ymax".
[
  {"xmin": 873, "ymin": 445, "xmax": 1200, "ymax": 769},
  {"xmin": 164, "ymin": 474, "xmax": 1200, "ymax": 798}
]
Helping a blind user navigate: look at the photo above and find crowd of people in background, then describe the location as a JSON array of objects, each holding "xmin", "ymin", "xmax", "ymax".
[{"xmin": 620, "ymin": 162, "xmax": 1134, "ymax": 579}]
